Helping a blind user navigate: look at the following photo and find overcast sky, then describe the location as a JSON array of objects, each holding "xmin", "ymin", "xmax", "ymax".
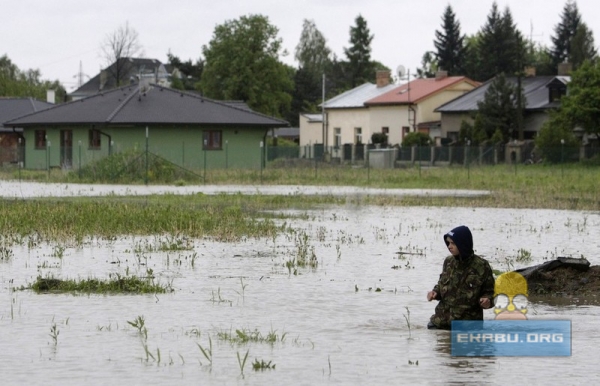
[{"xmin": 3, "ymin": 0, "xmax": 598, "ymax": 91}]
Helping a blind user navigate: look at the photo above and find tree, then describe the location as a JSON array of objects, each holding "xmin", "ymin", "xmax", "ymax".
[
  {"xmin": 535, "ymin": 113, "xmax": 579, "ymax": 163},
  {"xmin": 290, "ymin": 20, "xmax": 332, "ymax": 125},
  {"xmin": 474, "ymin": 73, "xmax": 523, "ymax": 142},
  {"xmin": 200, "ymin": 14, "xmax": 293, "ymax": 118},
  {"xmin": 462, "ymin": 34, "xmax": 482, "ymax": 81},
  {"xmin": 166, "ymin": 52, "xmax": 204, "ymax": 90},
  {"xmin": 0, "ymin": 55, "xmax": 66, "ymax": 102},
  {"xmin": 416, "ymin": 51, "xmax": 438, "ymax": 78},
  {"xmin": 550, "ymin": 0, "xmax": 581, "ymax": 71},
  {"xmin": 295, "ymin": 19, "xmax": 331, "ymax": 75},
  {"xmin": 433, "ymin": 5, "xmax": 466, "ymax": 76},
  {"xmin": 556, "ymin": 60, "xmax": 600, "ymax": 138},
  {"xmin": 570, "ymin": 22, "xmax": 597, "ymax": 69},
  {"xmin": 344, "ymin": 15, "xmax": 374, "ymax": 88},
  {"xmin": 475, "ymin": 3, "xmax": 525, "ymax": 81},
  {"xmin": 100, "ymin": 21, "xmax": 144, "ymax": 86},
  {"xmin": 523, "ymin": 42, "xmax": 555, "ymax": 76}
]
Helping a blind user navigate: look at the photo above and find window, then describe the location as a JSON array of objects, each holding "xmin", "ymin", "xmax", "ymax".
[
  {"xmin": 549, "ymin": 87, "xmax": 566, "ymax": 103},
  {"xmin": 35, "ymin": 130, "xmax": 46, "ymax": 149},
  {"xmin": 89, "ymin": 129, "xmax": 101, "ymax": 149},
  {"xmin": 354, "ymin": 127, "xmax": 362, "ymax": 144},
  {"xmin": 402, "ymin": 126, "xmax": 410, "ymax": 139},
  {"xmin": 382, "ymin": 127, "xmax": 389, "ymax": 135},
  {"xmin": 334, "ymin": 128, "xmax": 341, "ymax": 148},
  {"xmin": 203, "ymin": 130, "xmax": 222, "ymax": 150}
]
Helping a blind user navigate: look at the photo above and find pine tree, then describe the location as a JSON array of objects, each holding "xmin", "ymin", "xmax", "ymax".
[
  {"xmin": 476, "ymin": 3, "xmax": 525, "ymax": 81},
  {"xmin": 343, "ymin": 15, "xmax": 374, "ymax": 88},
  {"xmin": 433, "ymin": 5, "xmax": 466, "ymax": 76},
  {"xmin": 569, "ymin": 22, "xmax": 597, "ymax": 69},
  {"xmin": 475, "ymin": 73, "xmax": 524, "ymax": 142},
  {"xmin": 550, "ymin": 0, "xmax": 581, "ymax": 71}
]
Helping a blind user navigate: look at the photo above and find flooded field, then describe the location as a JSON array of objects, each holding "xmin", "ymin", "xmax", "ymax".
[{"xmin": 0, "ymin": 183, "xmax": 598, "ymax": 385}]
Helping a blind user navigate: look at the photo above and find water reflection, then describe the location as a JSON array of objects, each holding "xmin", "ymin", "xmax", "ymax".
[{"xmin": 0, "ymin": 185, "xmax": 598, "ymax": 385}]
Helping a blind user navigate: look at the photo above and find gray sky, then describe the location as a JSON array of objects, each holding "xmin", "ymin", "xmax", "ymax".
[{"xmin": 2, "ymin": 0, "xmax": 598, "ymax": 91}]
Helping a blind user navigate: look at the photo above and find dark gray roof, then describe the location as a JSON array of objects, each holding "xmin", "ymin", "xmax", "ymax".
[
  {"xmin": 268, "ymin": 127, "xmax": 299, "ymax": 137},
  {"xmin": 69, "ymin": 58, "xmax": 169, "ymax": 99},
  {"xmin": 6, "ymin": 85, "xmax": 288, "ymax": 128},
  {"xmin": 0, "ymin": 98, "xmax": 54, "ymax": 131},
  {"xmin": 435, "ymin": 75, "xmax": 571, "ymax": 113}
]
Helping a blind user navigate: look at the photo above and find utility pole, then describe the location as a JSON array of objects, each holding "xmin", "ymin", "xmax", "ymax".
[{"xmin": 322, "ymin": 73, "xmax": 326, "ymax": 148}]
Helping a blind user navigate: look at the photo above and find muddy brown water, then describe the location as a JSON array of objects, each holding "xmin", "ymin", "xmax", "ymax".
[{"xmin": 0, "ymin": 182, "xmax": 598, "ymax": 385}]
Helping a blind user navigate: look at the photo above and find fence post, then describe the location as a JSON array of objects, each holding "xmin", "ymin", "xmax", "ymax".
[
  {"xmin": 145, "ymin": 126, "xmax": 149, "ymax": 185},
  {"xmin": 260, "ymin": 141, "xmax": 264, "ymax": 184},
  {"xmin": 47, "ymin": 139, "xmax": 51, "ymax": 179},
  {"xmin": 78, "ymin": 140, "xmax": 82, "ymax": 178},
  {"xmin": 203, "ymin": 139, "xmax": 208, "ymax": 184}
]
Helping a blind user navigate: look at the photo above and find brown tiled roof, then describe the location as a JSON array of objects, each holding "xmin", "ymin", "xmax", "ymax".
[
  {"xmin": 6, "ymin": 85, "xmax": 288, "ymax": 128},
  {"xmin": 365, "ymin": 76, "xmax": 479, "ymax": 106}
]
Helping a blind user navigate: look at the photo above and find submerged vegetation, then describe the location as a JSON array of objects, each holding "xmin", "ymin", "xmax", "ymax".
[
  {"xmin": 0, "ymin": 194, "xmax": 296, "ymax": 242},
  {"xmin": 27, "ymin": 273, "xmax": 171, "ymax": 294}
]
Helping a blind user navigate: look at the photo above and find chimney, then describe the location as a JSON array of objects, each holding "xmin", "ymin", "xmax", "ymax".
[
  {"xmin": 46, "ymin": 89, "xmax": 56, "ymax": 104},
  {"xmin": 558, "ymin": 62, "xmax": 572, "ymax": 76},
  {"xmin": 376, "ymin": 70, "xmax": 391, "ymax": 87},
  {"xmin": 524, "ymin": 66, "xmax": 536, "ymax": 77},
  {"xmin": 435, "ymin": 70, "xmax": 448, "ymax": 80}
]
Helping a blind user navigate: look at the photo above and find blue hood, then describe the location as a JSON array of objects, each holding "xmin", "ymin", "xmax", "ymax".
[{"xmin": 444, "ymin": 225, "xmax": 474, "ymax": 258}]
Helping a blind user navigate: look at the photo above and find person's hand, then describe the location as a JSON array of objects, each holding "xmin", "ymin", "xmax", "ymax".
[
  {"xmin": 479, "ymin": 297, "xmax": 491, "ymax": 309},
  {"xmin": 427, "ymin": 291, "xmax": 437, "ymax": 301}
]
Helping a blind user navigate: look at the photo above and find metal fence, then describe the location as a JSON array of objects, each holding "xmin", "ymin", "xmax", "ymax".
[{"xmin": 0, "ymin": 142, "xmax": 597, "ymax": 182}]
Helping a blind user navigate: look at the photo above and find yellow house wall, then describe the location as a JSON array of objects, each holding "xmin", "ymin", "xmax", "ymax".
[
  {"xmin": 299, "ymin": 114, "xmax": 323, "ymax": 146},
  {"xmin": 326, "ymin": 108, "xmax": 370, "ymax": 146},
  {"xmin": 368, "ymin": 106, "xmax": 410, "ymax": 146}
]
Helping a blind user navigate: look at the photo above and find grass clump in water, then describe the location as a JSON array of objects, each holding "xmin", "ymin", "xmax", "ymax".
[{"xmin": 28, "ymin": 273, "xmax": 172, "ymax": 294}]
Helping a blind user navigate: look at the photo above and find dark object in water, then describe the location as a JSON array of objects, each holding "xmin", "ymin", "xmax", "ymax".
[{"xmin": 515, "ymin": 257, "xmax": 590, "ymax": 280}]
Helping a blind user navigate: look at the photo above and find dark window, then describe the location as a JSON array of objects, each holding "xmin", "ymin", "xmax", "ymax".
[
  {"xmin": 89, "ymin": 130, "xmax": 101, "ymax": 149},
  {"xmin": 549, "ymin": 87, "xmax": 566, "ymax": 103},
  {"xmin": 382, "ymin": 127, "xmax": 389, "ymax": 135},
  {"xmin": 35, "ymin": 130, "xmax": 46, "ymax": 149},
  {"xmin": 203, "ymin": 130, "xmax": 222, "ymax": 150}
]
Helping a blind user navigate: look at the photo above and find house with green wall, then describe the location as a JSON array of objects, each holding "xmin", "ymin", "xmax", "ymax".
[{"xmin": 5, "ymin": 84, "xmax": 288, "ymax": 171}]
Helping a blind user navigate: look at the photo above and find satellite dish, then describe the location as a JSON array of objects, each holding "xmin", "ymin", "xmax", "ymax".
[{"xmin": 396, "ymin": 65, "xmax": 406, "ymax": 79}]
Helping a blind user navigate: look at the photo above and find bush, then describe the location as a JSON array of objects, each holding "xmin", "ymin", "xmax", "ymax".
[
  {"xmin": 534, "ymin": 117, "xmax": 579, "ymax": 163},
  {"xmin": 371, "ymin": 132, "xmax": 388, "ymax": 145},
  {"xmin": 401, "ymin": 132, "xmax": 432, "ymax": 147}
]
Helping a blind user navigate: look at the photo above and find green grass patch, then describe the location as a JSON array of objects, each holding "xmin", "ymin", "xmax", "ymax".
[
  {"xmin": 0, "ymin": 194, "xmax": 298, "ymax": 242},
  {"xmin": 26, "ymin": 274, "xmax": 172, "ymax": 294},
  {"xmin": 217, "ymin": 327, "xmax": 287, "ymax": 345}
]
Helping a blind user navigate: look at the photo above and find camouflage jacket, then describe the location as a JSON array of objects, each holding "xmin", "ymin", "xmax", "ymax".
[{"xmin": 430, "ymin": 254, "xmax": 495, "ymax": 329}]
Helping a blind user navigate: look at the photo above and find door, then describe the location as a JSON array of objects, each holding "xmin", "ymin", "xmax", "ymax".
[{"xmin": 60, "ymin": 130, "xmax": 73, "ymax": 169}]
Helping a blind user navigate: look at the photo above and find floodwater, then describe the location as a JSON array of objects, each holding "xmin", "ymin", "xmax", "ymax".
[{"xmin": 0, "ymin": 182, "xmax": 599, "ymax": 385}]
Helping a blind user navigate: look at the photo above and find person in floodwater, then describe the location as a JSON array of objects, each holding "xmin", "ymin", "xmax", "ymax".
[{"xmin": 426, "ymin": 225, "xmax": 495, "ymax": 329}]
